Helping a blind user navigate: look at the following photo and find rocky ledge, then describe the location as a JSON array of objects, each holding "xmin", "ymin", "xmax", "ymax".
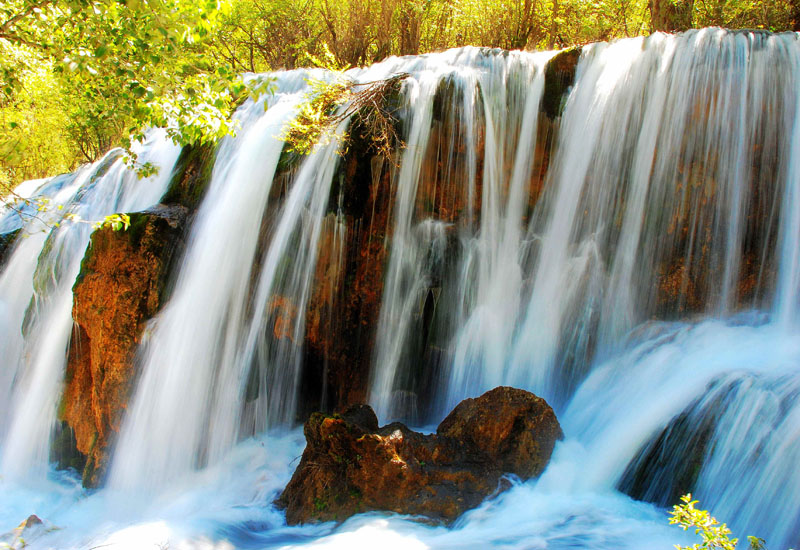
[{"xmin": 277, "ymin": 386, "xmax": 563, "ymax": 524}]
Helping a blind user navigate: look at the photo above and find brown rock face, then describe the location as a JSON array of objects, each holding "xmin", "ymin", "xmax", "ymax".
[
  {"xmin": 301, "ymin": 119, "xmax": 395, "ymax": 414},
  {"xmin": 277, "ymin": 386, "xmax": 563, "ymax": 524},
  {"xmin": 297, "ymin": 48, "xmax": 586, "ymax": 421},
  {"xmin": 62, "ymin": 207, "xmax": 187, "ymax": 486}
]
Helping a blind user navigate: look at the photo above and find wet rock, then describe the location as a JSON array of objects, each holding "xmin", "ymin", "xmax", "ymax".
[
  {"xmin": 19, "ymin": 515, "xmax": 42, "ymax": 529},
  {"xmin": 0, "ymin": 515, "xmax": 45, "ymax": 549},
  {"xmin": 542, "ymin": 47, "xmax": 581, "ymax": 119},
  {"xmin": 50, "ymin": 420, "xmax": 86, "ymax": 473},
  {"xmin": 619, "ymin": 377, "xmax": 733, "ymax": 507},
  {"xmin": 298, "ymin": 55, "xmax": 583, "ymax": 419},
  {"xmin": 0, "ymin": 228, "xmax": 20, "ymax": 268},
  {"xmin": 160, "ymin": 142, "xmax": 217, "ymax": 211},
  {"xmin": 301, "ymin": 120, "xmax": 395, "ymax": 415},
  {"xmin": 437, "ymin": 386, "xmax": 565, "ymax": 479},
  {"xmin": 277, "ymin": 386, "xmax": 562, "ymax": 524},
  {"xmin": 62, "ymin": 207, "xmax": 187, "ymax": 487}
]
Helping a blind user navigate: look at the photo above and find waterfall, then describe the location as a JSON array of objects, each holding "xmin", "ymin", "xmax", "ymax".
[
  {"xmin": 368, "ymin": 49, "xmax": 559, "ymax": 421},
  {"xmin": 108, "ymin": 84, "xmax": 309, "ymax": 491},
  {"xmin": 108, "ymin": 67, "xmax": 395, "ymax": 490},
  {"xmin": 2, "ymin": 28, "xmax": 800, "ymax": 550},
  {"xmin": 0, "ymin": 132, "xmax": 180, "ymax": 480},
  {"xmin": 0, "ymin": 172, "xmax": 86, "ymax": 448},
  {"xmin": 367, "ymin": 30, "xmax": 800, "ymax": 419}
]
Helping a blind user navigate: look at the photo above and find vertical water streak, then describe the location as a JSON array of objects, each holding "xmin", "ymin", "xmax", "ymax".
[
  {"xmin": 774, "ymin": 40, "xmax": 800, "ymax": 327},
  {"xmin": 0, "ymin": 173, "xmax": 86, "ymax": 443},
  {"xmin": 225, "ymin": 120, "xmax": 346, "ymax": 443},
  {"xmin": 509, "ymin": 38, "xmax": 646, "ymax": 404},
  {"xmin": 445, "ymin": 53, "xmax": 553, "ymax": 413},
  {"xmin": 595, "ymin": 34, "xmax": 675, "ymax": 350},
  {"xmin": 108, "ymin": 95, "xmax": 302, "ymax": 492},
  {"xmin": 367, "ymin": 70, "xmax": 441, "ymax": 421}
]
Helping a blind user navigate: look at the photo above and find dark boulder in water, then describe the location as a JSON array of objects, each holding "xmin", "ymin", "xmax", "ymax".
[{"xmin": 277, "ymin": 386, "xmax": 562, "ymax": 524}]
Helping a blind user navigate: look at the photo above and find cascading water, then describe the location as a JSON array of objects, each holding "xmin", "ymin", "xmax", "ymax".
[
  {"xmin": 369, "ymin": 49, "xmax": 559, "ymax": 421},
  {"xmin": 0, "ymin": 171, "xmax": 86, "ymax": 446},
  {"xmin": 2, "ymin": 27, "xmax": 800, "ymax": 550},
  {"xmin": 107, "ymin": 82, "xmax": 308, "ymax": 492},
  {"xmin": 371, "ymin": 30, "xmax": 799, "ymax": 419},
  {"xmin": 0, "ymin": 132, "xmax": 179, "ymax": 481},
  {"xmin": 108, "ymin": 67, "xmax": 403, "ymax": 491}
]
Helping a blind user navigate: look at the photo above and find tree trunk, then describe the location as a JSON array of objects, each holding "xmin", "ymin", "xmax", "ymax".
[
  {"xmin": 793, "ymin": 0, "xmax": 800, "ymax": 32},
  {"xmin": 649, "ymin": 0, "xmax": 694, "ymax": 32},
  {"xmin": 548, "ymin": 0, "xmax": 559, "ymax": 49}
]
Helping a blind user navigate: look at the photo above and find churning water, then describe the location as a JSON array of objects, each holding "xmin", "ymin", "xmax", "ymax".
[{"xmin": 2, "ymin": 28, "xmax": 800, "ymax": 550}]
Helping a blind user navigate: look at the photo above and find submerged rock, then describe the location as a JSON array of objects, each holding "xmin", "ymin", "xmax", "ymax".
[
  {"xmin": 277, "ymin": 386, "xmax": 562, "ymax": 524},
  {"xmin": 0, "ymin": 515, "xmax": 44, "ymax": 550}
]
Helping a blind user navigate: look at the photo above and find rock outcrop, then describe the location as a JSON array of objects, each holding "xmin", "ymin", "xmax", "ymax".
[
  {"xmin": 277, "ymin": 386, "xmax": 563, "ymax": 524},
  {"xmin": 301, "ymin": 116, "xmax": 397, "ymax": 415},
  {"xmin": 61, "ymin": 206, "xmax": 188, "ymax": 486},
  {"xmin": 297, "ymin": 48, "xmax": 583, "ymax": 420}
]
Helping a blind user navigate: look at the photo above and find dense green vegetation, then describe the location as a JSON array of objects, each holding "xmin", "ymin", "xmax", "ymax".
[{"xmin": 0, "ymin": 0, "xmax": 796, "ymax": 190}]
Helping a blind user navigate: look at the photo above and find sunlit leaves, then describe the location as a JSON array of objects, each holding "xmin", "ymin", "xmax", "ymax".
[
  {"xmin": 669, "ymin": 494, "xmax": 766, "ymax": 550},
  {"xmin": 282, "ymin": 76, "xmax": 353, "ymax": 154},
  {"xmin": 282, "ymin": 71, "xmax": 406, "ymax": 159},
  {"xmin": 94, "ymin": 212, "xmax": 131, "ymax": 231},
  {"xmin": 1, "ymin": 0, "xmax": 254, "ymax": 181},
  {"xmin": 0, "ymin": 45, "xmax": 74, "ymax": 183}
]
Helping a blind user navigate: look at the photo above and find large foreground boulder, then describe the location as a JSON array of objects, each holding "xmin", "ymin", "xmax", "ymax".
[{"xmin": 277, "ymin": 386, "xmax": 563, "ymax": 524}]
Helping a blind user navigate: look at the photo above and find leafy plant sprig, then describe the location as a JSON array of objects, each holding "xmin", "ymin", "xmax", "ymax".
[{"xmin": 670, "ymin": 494, "xmax": 766, "ymax": 550}]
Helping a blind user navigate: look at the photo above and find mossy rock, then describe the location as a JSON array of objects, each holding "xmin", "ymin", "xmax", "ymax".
[
  {"xmin": 0, "ymin": 228, "xmax": 21, "ymax": 267},
  {"xmin": 160, "ymin": 142, "xmax": 217, "ymax": 210},
  {"xmin": 542, "ymin": 46, "xmax": 582, "ymax": 119}
]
